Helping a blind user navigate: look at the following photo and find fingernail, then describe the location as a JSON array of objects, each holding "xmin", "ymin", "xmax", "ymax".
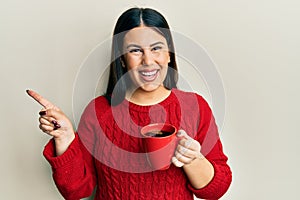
[
  {"xmin": 39, "ymin": 111, "xmax": 46, "ymax": 116},
  {"xmin": 53, "ymin": 123, "xmax": 61, "ymax": 130},
  {"xmin": 177, "ymin": 131, "xmax": 183, "ymax": 137},
  {"xmin": 52, "ymin": 120, "xmax": 61, "ymax": 130}
]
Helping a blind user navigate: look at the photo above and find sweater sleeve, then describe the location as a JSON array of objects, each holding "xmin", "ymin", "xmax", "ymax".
[
  {"xmin": 43, "ymin": 100, "xmax": 100, "ymax": 200},
  {"xmin": 187, "ymin": 95, "xmax": 232, "ymax": 199}
]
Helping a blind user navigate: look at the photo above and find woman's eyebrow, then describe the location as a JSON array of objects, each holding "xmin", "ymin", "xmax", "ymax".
[
  {"xmin": 126, "ymin": 41, "xmax": 166, "ymax": 49},
  {"xmin": 150, "ymin": 41, "xmax": 165, "ymax": 47},
  {"xmin": 126, "ymin": 44, "xmax": 141, "ymax": 49},
  {"xmin": 150, "ymin": 42, "xmax": 165, "ymax": 47}
]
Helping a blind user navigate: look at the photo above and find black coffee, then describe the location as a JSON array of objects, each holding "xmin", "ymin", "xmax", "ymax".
[{"xmin": 144, "ymin": 130, "xmax": 172, "ymax": 137}]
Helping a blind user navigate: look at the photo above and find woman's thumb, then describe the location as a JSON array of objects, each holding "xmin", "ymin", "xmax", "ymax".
[{"xmin": 177, "ymin": 129, "xmax": 191, "ymax": 139}]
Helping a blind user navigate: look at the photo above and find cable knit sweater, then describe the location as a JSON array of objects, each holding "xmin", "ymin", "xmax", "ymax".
[{"xmin": 43, "ymin": 89, "xmax": 232, "ymax": 200}]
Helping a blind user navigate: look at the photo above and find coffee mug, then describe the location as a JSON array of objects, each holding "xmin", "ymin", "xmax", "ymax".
[{"xmin": 140, "ymin": 123, "xmax": 178, "ymax": 170}]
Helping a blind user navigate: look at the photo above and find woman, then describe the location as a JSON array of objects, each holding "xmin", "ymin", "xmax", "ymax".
[{"xmin": 27, "ymin": 7, "xmax": 232, "ymax": 200}]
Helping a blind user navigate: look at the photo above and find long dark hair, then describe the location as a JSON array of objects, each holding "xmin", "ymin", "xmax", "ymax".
[{"xmin": 105, "ymin": 7, "xmax": 178, "ymax": 105}]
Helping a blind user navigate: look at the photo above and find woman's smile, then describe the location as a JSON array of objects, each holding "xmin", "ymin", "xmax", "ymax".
[{"xmin": 139, "ymin": 69, "xmax": 159, "ymax": 82}]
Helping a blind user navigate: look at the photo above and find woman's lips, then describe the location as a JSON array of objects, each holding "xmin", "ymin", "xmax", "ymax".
[{"xmin": 139, "ymin": 69, "xmax": 159, "ymax": 82}]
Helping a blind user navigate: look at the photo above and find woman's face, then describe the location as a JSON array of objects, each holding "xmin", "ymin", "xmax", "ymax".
[{"xmin": 122, "ymin": 26, "xmax": 170, "ymax": 92}]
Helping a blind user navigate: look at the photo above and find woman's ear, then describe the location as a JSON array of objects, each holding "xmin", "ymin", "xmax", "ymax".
[{"xmin": 120, "ymin": 57, "xmax": 126, "ymax": 68}]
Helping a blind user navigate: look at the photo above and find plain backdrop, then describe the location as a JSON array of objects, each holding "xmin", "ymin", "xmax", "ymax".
[{"xmin": 1, "ymin": 0, "xmax": 299, "ymax": 199}]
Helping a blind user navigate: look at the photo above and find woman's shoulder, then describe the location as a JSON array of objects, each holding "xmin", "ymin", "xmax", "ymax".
[
  {"xmin": 93, "ymin": 95, "xmax": 110, "ymax": 105},
  {"xmin": 81, "ymin": 95, "xmax": 111, "ymax": 119},
  {"xmin": 172, "ymin": 89, "xmax": 212, "ymax": 114},
  {"xmin": 172, "ymin": 89, "xmax": 207, "ymax": 103}
]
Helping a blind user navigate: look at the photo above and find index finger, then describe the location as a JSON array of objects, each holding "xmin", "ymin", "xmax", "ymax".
[{"xmin": 26, "ymin": 89, "xmax": 57, "ymax": 109}]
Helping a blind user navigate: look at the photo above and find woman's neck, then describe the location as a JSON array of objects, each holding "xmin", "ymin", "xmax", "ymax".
[{"xmin": 125, "ymin": 86, "xmax": 171, "ymax": 106}]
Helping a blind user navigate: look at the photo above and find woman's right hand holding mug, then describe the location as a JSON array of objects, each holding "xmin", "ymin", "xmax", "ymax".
[{"xmin": 27, "ymin": 90, "xmax": 75, "ymax": 156}]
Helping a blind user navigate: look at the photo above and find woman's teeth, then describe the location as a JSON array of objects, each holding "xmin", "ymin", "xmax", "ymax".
[
  {"xmin": 140, "ymin": 70, "xmax": 158, "ymax": 76},
  {"xmin": 139, "ymin": 70, "xmax": 159, "ymax": 82}
]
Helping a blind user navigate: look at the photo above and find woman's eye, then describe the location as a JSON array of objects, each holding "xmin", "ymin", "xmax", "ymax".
[
  {"xmin": 129, "ymin": 48, "xmax": 142, "ymax": 53},
  {"xmin": 152, "ymin": 46, "xmax": 162, "ymax": 51}
]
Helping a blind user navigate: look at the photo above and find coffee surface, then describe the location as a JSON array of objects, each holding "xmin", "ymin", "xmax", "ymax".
[{"xmin": 144, "ymin": 130, "xmax": 172, "ymax": 137}]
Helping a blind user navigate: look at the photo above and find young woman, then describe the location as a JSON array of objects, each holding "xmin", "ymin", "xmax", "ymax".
[{"xmin": 27, "ymin": 7, "xmax": 232, "ymax": 200}]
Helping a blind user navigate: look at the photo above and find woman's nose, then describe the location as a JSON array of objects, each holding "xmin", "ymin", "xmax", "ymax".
[{"xmin": 142, "ymin": 50, "xmax": 154, "ymax": 66}]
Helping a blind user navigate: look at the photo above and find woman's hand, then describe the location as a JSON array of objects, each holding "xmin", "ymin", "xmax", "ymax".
[
  {"xmin": 172, "ymin": 130, "xmax": 204, "ymax": 167},
  {"xmin": 27, "ymin": 90, "xmax": 75, "ymax": 156},
  {"xmin": 172, "ymin": 130, "xmax": 214, "ymax": 189}
]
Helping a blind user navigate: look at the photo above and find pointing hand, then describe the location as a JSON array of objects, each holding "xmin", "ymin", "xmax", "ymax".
[{"xmin": 27, "ymin": 89, "xmax": 75, "ymax": 156}]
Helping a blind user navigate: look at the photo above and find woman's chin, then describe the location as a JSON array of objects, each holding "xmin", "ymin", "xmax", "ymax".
[{"xmin": 139, "ymin": 83, "xmax": 162, "ymax": 93}]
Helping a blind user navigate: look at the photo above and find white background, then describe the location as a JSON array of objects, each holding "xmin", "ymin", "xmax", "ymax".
[{"xmin": 1, "ymin": 0, "xmax": 299, "ymax": 199}]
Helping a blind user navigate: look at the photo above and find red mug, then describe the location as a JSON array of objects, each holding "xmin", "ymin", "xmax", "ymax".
[{"xmin": 141, "ymin": 123, "xmax": 178, "ymax": 170}]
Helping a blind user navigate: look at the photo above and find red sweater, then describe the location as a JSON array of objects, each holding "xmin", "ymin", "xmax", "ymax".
[{"xmin": 43, "ymin": 89, "xmax": 232, "ymax": 200}]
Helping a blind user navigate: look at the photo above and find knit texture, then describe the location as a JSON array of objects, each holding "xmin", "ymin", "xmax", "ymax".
[{"xmin": 43, "ymin": 89, "xmax": 232, "ymax": 200}]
